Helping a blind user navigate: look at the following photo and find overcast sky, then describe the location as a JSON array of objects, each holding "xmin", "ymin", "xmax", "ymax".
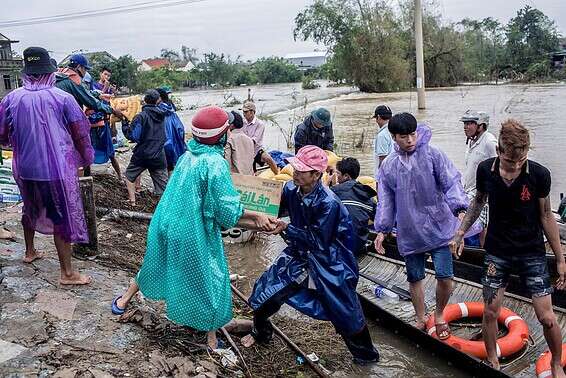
[{"xmin": 1, "ymin": 0, "xmax": 565, "ymax": 62}]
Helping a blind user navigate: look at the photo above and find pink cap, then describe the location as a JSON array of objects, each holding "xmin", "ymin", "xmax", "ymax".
[{"xmin": 286, "ymin": 145, "xmax": 328, "ymax": 172}]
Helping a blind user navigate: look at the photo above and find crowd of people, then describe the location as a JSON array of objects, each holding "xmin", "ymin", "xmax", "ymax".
[{"xmin": 0, "ymin": 46, "xmax": 565, "ymax": 375}]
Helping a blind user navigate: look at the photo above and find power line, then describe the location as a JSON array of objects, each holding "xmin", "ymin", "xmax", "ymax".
[{"xmin": 0, "ymin": 0, "xmax": 207, "ymax": 27}]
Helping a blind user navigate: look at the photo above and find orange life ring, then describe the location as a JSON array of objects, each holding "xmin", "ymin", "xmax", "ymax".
[
  {"xmin": 425, "ymin": 302, "xmax": 529, "ymax": 359},
  {"xmin": 535, "ymin": 344, "xmax": 566, "ymax": 378}
]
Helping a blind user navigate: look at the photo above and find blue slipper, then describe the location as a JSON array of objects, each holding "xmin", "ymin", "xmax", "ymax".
[
  {"xmin": 207, "ymin": 339, "xmax": 226, "ymax": 352},
  {"xmin": 111, "ymin": 296, "xmax": 125, "ymax": 315}
]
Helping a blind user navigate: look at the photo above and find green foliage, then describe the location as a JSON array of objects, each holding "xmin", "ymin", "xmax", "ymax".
[
  {"xmin": 253, "ymin": 57, "xmax": 302, "ymax": 84},
  {"xmin": 133, "ymin": 67, "xmax": 187, "ymax": 93},
  {"xmin": 302, "ymin": 75, "xmax": 320, "ymax": 89},
  {"xmin": 294, "ymin": 1, "xmax": 563, "ymax": 91},
  {"xmin": 506, "ymin": 6, "xmax": 560, "ymax": 72}
]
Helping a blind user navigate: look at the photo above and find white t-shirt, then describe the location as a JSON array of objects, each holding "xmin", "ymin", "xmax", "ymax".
[{"xmin": 463, "ymin": 131, "xmax": 498, "ymax": 195}]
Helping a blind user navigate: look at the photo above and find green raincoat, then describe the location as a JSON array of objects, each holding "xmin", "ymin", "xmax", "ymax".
[{"xmin": 136, "ymin": 139, "xmax": 244, "ymax": 331}]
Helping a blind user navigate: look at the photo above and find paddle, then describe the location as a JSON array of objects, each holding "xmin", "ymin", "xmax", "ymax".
[{"xmin": 359, "ymin": 272, "xmax": 412, "ymax": 301}]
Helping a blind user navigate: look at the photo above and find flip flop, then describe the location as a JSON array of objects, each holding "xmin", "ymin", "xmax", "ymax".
[
  {"xmin": 436, "ymin": 321, "xmax": 451, "ymax": 340},
  {"xmin": 23, "ymin": 251, "xmax": 45, "ymax": 263},
  {"xmin": 111, "ymin": 296, "xmax": 126, "ymax": 315}
]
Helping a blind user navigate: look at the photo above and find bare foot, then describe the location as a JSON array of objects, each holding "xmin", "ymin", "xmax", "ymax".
[
  {"xmin": 551, "ymin": 362, "xmax": 566, "ymax": 378},
  {"xmin": 224, "ymin": 319, "xmax": 253, "ymax": 334},
  {"xmin": 116, "ymin": 296, "xmax": 129, "ymax": 310},
  {"xmin": 241, "ymin": 334, "xmax": 256, "ymax": 348},
  {"xmin": 60, "ymin": 272, "xmax": 93, "ymax": 285},
  {"xmin": 23, "ymin": 249, "xmax": 44, "ymax": 263},
  {"xmin": 415, "ymin": 314, "xmax": 430, "ymax": 331},
  {"xmin": 486, "ymin": 358, "xmax": 500, "ymax": 370}
]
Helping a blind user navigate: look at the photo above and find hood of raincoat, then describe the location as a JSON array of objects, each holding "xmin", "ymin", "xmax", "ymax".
[
  {"xmin": 22, "ymin": 73, "xmax": 56, "ymax": 91},
  {"xmin": 142, "ymin": 104, "xmax": 166, "ymax": 122},
  {"xmin": 392, "ymin": 123, "xmax": 431, "ymax": 155},
  {"xmin": 158, "ymin": 101, "xmax": 175, "ymax": 115},
  {"xmin": 56, "ymin": 67, "xmax": 82, "ymax": 85},
  {"xmin": 374, "ymin": 123, "xmax": 480, "ymax": 256}
]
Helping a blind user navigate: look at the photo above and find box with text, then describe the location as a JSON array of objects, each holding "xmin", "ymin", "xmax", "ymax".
[{"xmin": 231, "ymin": 174, "xmax": 284, "ymax": 217}]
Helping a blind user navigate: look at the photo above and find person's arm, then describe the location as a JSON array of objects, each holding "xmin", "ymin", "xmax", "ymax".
[
  {"xmin": 450, "ymin": 190, "xmax": 488, "ymax": 256},
  {"xmin": 294, "ymin": 125, "xmax": 306, "ymax": 154},
  {"xmin": 324, "ymin": 125, "xmax": 334, "ymax": 151},
  {"xmin": 539, "ymin": 196, "xmax": 566, "ymax": 289},
  {"xmin": 285, "ymin": 201, "xmax": 340, "ymax": 251},
  {"xmin": 63, "ymin": 97, "xmax": 94, "ymax": 167},
  {"xmin": 373, "ymin": 169, "xmax": 395, "ymax": 253},
  {"xmin": 432, "ymin": 148, "xmax": 468, "ymax": 216},
  {"xmin": 236, "ymin": 210, "xmax": 276, "ymax": 232},
  {"xmin": 70, "ymin": 82, "xmax": 113, "ymax": 114},
  {"xmin": 0, "ymin": 101, "xmax": 10, "ymax": 147}
]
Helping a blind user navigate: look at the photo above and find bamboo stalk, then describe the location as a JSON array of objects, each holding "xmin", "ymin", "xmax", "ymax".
[
  {"xmin": 96, "ymin": 207, "xmax": 153, "ymax": 221},
  {"xmin": 221, "ymin": 327, "xmax": 252, "ymax": 378},
  {"xmin": 230, "ymin": 284, "xmax": 331, "ymax": 378}
]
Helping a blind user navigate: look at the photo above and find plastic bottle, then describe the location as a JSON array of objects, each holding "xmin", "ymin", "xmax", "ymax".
[{"xmin": 373, "ymin": 285, "xmax": 399, "ymax": 301}]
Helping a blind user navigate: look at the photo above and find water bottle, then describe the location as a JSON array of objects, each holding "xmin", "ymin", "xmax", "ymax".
[
  {"xmin": 0, "ymin": 193, "xmax": 21, "ymax": 203},
  {"xmin": 373, "ymin": 285, "xmax": 399, "ymax": 301}
]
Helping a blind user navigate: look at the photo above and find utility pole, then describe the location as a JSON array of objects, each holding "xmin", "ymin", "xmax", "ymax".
[{"xmin": 415, "ymin": 0, "xmax": 426, "ymax": 109}]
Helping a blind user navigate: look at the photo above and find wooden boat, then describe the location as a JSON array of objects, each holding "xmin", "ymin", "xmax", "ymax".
[
  {"xmin": 356, "ymin": 252, "xmax": 566, "ymax": 377},
  {"xmin": 366, "ymin": 223, "xmax": 566, "ymax": 309}
]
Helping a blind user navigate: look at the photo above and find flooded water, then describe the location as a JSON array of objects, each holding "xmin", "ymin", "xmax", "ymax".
[{"xmin": 262, "ymin": 83, "xmax": 566, "ymax": 204}]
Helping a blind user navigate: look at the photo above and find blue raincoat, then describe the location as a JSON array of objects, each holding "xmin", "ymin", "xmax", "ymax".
[
  {"xmin": 249, "ymin": 181, "xmax": 366, "ymax": 336},
  {"xmin": 374, "ymin": 124, "xmax": 478, "ymax": 256},
  {"xmin": 159, "ymin": 102, "xmax": 187, "ymax": 169}
]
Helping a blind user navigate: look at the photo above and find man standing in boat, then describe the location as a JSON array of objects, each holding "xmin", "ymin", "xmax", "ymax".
[
  {"xmin": 460, "ymin": 110, "xmax": 497, "ymax": 247},
  {"xmin": 451, "ymin": 120, "xmax": 566, "ymax": 375},
  {"xmin": 374, "ymin": 112, "xmax": 472, "ymax": 339},
  {"xmin": 372, "ymin": 104, "xmax": 393, "ymax": 176}
]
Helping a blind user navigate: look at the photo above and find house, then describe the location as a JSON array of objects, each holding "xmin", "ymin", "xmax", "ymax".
[
  {"xmin": 0, "ymin": 33, "xmax": 23, "ymax": 98},
  {"xmin": 551, "ymin": 38, "xmax": 566, "ymax": 69},
  {"xmin": 59, "ymin": 51, "xmax": 117, "ymax": 67},
  {"xmin": 284, "ymin": 51, "xmax": 327, "ymax": 71},
  {"xmin": 138, "ymin": 58, "xmax": 171, "ymax": 72},
  {"xmin": 175, "ymin": 60, "xmax": 196, "ymax": 72}
]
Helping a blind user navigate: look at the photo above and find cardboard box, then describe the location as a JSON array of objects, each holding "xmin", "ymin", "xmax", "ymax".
[{"xmin": 231, "ymin": 174, "xmax": 284, "ymax": 216}]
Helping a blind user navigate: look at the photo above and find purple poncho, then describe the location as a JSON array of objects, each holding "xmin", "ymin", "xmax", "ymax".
[
  {"xmin": 0, "ymin": 73, "xmax": 94, "ymax": 243},
  {"xmin": 374, "ymin": 124, "xmax": 473, "ymax": 256}
]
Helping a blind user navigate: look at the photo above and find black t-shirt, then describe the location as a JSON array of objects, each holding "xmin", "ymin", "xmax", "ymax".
[{"xmin": 476, "ymin": 158, "xmax": 551, "ymax": 257}]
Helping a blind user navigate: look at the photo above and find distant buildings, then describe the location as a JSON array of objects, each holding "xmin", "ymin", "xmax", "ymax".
[
  {"xmin": 551, "ymin": 38, "xmax": 566, "ymax": 69},
  {"xmin": 284, "ymin": 51, "xmax": 327, "ymax": 71},
  {"xmin": 0, "ymin": 33, "xmax": 22, "ymax": 98},
  {"xmin": 138, "ymin": 58, "xmax": 171, "ymax": 71}
]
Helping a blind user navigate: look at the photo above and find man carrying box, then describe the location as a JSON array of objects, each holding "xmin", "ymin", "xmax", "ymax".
[{"xmin": 241, "ymin": 145, "xmax": 379, "ymax": 364}]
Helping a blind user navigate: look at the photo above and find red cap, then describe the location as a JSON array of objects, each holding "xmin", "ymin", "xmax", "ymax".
[
  {"xmin": 286, "ymin": 145, "xmax": 328, "ymax": 172},
  {"xmin": 191, "ymin": 106, "xmax": 230, "ymax": 145}
]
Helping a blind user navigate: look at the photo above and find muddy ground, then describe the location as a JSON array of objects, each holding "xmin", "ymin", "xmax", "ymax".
[{"xmin": 0, "ymin": 173, "xmax": 359, "ymax": 378}]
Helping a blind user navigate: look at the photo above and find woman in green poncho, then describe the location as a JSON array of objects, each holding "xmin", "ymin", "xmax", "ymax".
[{"xmin": 111, "ymin": 106, "xmax": 276, "ymax": 349}]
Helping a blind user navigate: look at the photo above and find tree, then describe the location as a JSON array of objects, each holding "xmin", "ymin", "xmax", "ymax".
[
  {"xmin": 506, "ymin": 6, "xmax": 560, "ymax": 73},
  {"xmin": 253, "ymin": 57, "xmax": 302, "ymax": 84},
  {"xmin": 107, "ymin": 55, "xmax": 139, "ymax": 91},
  {"xmin": 160, "ymin": 48, "xmax": 182, "ymax": 64},
  {"xmin": 181, "ymin": 45, "xmax": 199, "ymax": 65}
]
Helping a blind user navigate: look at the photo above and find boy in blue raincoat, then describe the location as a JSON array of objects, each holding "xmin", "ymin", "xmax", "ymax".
[
  {"xmin": 242, "ymin": 145, "xmax": 379, "ymax": 364},
  {"xmin": 373, "ymin": 112, "xmax": 473, "ymax": 339},
  {"xmin": 156, "ymin": 87, "xmax": 187, "ymax": 173}
]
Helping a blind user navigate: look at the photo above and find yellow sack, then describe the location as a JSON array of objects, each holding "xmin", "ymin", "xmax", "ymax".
[
  {"xmin": 273, "ymin": 174, "xmax": 293, "ymax": 182},
  {"xmin": 357, "ymin": 175, "xmax": 377, "ymax": 192},
  {"xmin": 258, "ymin": 170, "xmax": 276, "ymax": 179},
  {"xmin": 324, "ymin": 150, "xmax": 341, "ymax": 168},
  {"xmin": 110, "ymin": 96, "xmax": 142, "ymax": 123},
  {"xmin": 280, "ymin": 164, "xmax": 294, "ymax": 176}
]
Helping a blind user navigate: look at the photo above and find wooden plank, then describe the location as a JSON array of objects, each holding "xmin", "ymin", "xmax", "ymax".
[{"xmin": 73, "ymin": 176, "xmax": 98, "ymax": 256}]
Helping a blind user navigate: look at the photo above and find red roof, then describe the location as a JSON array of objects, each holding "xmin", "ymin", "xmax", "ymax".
[{"xmin": 141, "ymin": 58, "xmax": 170, "ymax": 69}]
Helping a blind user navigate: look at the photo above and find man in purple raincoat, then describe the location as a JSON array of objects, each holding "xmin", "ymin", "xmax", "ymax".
[
  {"xmin": 373, "ymin": 112, "xmax": 470, "ymax": 339},
  {"xmin": 0, "ymin": 47, "xmax": 94, "ymax": 285}
]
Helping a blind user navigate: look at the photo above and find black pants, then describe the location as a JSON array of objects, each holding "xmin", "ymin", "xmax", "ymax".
[{"xmin": 252, "ymin": 282, "xmax": 379, "ymax": 362}]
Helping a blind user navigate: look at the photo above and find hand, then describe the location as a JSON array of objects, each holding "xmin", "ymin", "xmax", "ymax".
[
  {"xmin": 100, "ymin": 93, "xmax": 112, "ymax": 102},
  {"xmin": 556, "ymin": 261, "xmax": 566, "ymax": 290},
  {"xmin": 449, "ymin": 232, "xmax": 465, "ymax": 259},
  {"xmin": 267, "ymin": 219, "xmax": 288, "ymax": 235},
  {"xmin": 458, "ymin": 212, "xmax": 466, "ymax": 222},
  {"xmin": 374, "ymin": 232, "xmax": 385, "ymax": 255},
  {"xmin": 112, "ymin": 108, "xmax": 124, "ymax": 119},
  {"xmin": 255, "ymin": 214, "xmax": 277, "ymax": 232}
]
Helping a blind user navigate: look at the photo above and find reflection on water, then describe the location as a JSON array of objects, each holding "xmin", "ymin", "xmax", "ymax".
[{"xmin": 226, "ymin": 235, "xmax": 471, "ymax": 378}]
